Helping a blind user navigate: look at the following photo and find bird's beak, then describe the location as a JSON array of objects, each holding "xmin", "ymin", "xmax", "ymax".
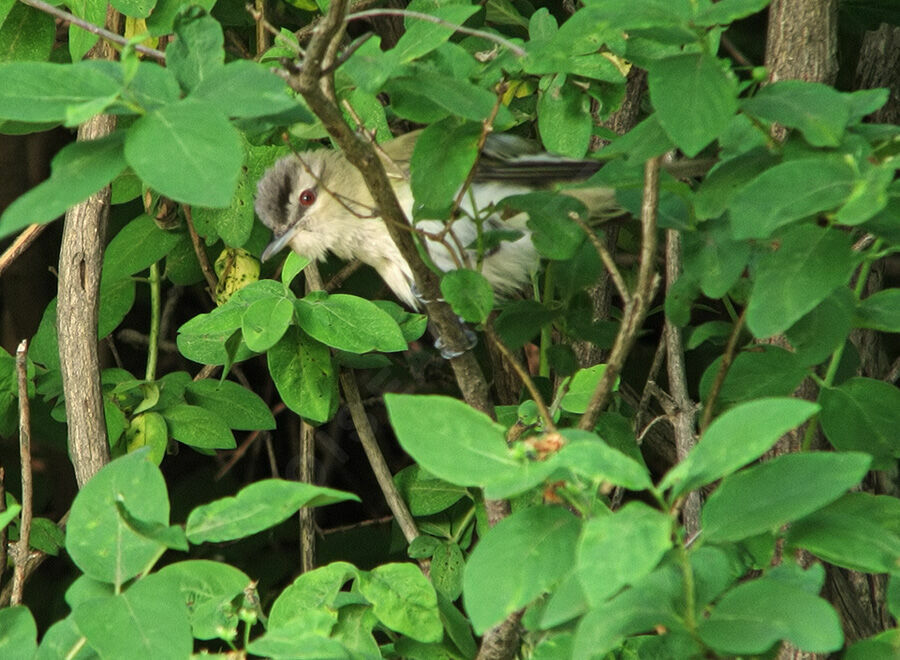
[{"xmin": 261, "ymin": 224, "xmax": 299, "ymax": 262}]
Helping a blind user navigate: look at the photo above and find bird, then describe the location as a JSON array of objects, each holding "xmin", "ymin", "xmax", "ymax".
[{"xmin": 254, "ymin": 130, "xmax": 619, "ymax": 308}]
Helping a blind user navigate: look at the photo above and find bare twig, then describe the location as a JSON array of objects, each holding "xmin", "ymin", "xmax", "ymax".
[
  {"xmin": 215, "ymin": 403, "xmax": 286, "ymax": 480},
  {"xmin": 19, "ymin": 0, "xmax": 166, "ymax": 61},
  {"xmin": 183, "ymin": 206, "xmax": 218, "ymax": 303},
  {"xmin": 663, "ymin": 230, "xmax": 700, "ymax": 535},
  {"xmin": 484, "ymin": 325, "xmax": 556, "ymax": 432},
  {"xmin": 578, "ymin": 157, "xmax": 662, "ymax": 430},
  {"xmin": 346, "ymin": 9, "xmax": 527, "ymax": 56},
  {"xmin": 699, "ymin": 307, "xmax": 747, "ymax": 432},
  {"xmin": 570, "ymin": 212, "xmax": 630, "ymax": 305},
  {"xmin": 339, "ymin": 371, "xmax": 420, "ymax": 545},
  {"xmin": 0, "ymin": 224, "xmax": 48, "ymax": 278},
  {"xmin": 12, "ymin": 340, "xmax": 33, "ymax": 606}
]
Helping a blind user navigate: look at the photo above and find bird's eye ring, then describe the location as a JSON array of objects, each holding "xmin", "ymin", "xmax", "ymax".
[{"xmin": 299, "ymin": 189, "xmax": 316, "ymax": 206}]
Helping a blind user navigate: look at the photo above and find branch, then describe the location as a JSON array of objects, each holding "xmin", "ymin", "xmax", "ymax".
[
  {"xmin": 287, "ymin": 0, "xmax": 492, "ymax": 415},
  {"xmin": 18, "ymin": 0, "xmax": 166, "ymax": 61},
  {"xmin": 0, "ymin": 224, "xmax": 48, "ymax": 278},
  {"xmin": 183, "ymin": 206, "xmax": 218, "ymax": 303},
  {"xmin": 578, "ymin": 157, "xmax": 662, "ymax": 430},
  {"xmin": 339, "ymin": 370, "xmax": 420, "ymax": 545},
  {"xmin": 57, "ymin": 115, "xmax": 115, "ymax": 487},
  {"xmin": 570, "ymin": 212, "xmax": 630, "ymax": 305},
  {"xmin": 663, "ymin": 230, "xmax": 699, "ymax": 535},
  {"xmin": 699, "ymin": 307, "xmax": 746, "ymax": 432},
  {"xmin": 11, "ymin": 340, "xmax": 33, "ymax": 606}
]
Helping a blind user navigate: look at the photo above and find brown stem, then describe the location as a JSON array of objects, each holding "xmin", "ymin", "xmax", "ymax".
[
  {"xmin": 699, "ymin": 308, "xmax": 747, "ymax": 432},
  {"xmin": 663, "ymin": 230, "xmax": 700, "ymax": 535},
  {"xmin": 339, "ymin": 370, "xmax": 420, "ymax": 545},
  {"xmin": 570, "ymin": 212, "xmax": 630, "ymax": 305},
  {"xmin": 484, "ymin": 325, "xmax": 555, "ymax": 432},
  {"xmin": 578, "ymin": 157, "xmax": 661, "ymax": 430},
  {"xmin": 183, "ymin": 205, "xmax": 218, "ymax": 303},
  {"xmin": 12, "ymin": 340, "xmax": 33, "ymax": 606},
  {"xmin": 57, "ymin": 115, "xmax": 115, "ymax": 488},
  {"xmin": 0, "ymin": 224, "xmax": 48, "ymax": 278}
]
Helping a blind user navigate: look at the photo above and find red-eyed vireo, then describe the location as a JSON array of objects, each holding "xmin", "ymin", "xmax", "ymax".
[{"xmin": 254, "ymin": 131, "xmax": 618, "ymax": 308}]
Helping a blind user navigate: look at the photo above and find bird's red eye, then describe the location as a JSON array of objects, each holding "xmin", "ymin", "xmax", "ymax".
[{"xmin": 299, "ymin": 189, "xmax": 316, "ymax": 206}]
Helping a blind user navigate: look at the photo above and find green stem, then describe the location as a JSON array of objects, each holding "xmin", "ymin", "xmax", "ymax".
[
  {"xmin": 677, "ymin": 538, "xmax": 698, "ymax": 636},
  {"xmin": 539, "ymin": 265, "xmax": 553, "ymax": 378},
  {"xmin": 145, "ymin": 262, "xmax": 161, "ymax": 382},
  {"xmin": 452, "ymin": 505, "xmax": 477, "ymax": 544}
]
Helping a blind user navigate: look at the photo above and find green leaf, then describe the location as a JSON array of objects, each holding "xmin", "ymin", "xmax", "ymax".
[
  {"xmin": 246, "ymin": 628, "xmax": 351, "ymax": 658},
  {"xmin": 819, "ymin": 377, "xmax": 900, "ymax": 463},
  {"xmin": 0, "ymin": 61, "xmax": 120, "ymax": 122},
  {"xmin": 538, "ymin": 74, "xmax": 592, "ymax": 158},
  {"xmin": 241, "ymin": 296, "xmax": 294, "ymax": 352},
  {"xmin": 702, "ymin": 452, "xmax": 872, "ymax": 542},
  {"xmin": 282, "ymin": 251, "xmax": 311, "ymax": 287},
  {"xmin": 155, "ymin": 560, "xmax": 252, "ymax": 641},
  {"xmin": 185, "ymin": 378, "xmax": 276, "ymax": 431},
  {"xmin": 125, "ymin": 412, "xmax": 168, "ymax": 465},
  {"xmin": 648, "ymin": 53, "xmax": 738, "ymax": 157},
  {"xmin": 269, "ymin": 561, "xmax": 359, "ymax": 631},
  {"xmin": 0, "ymin": 606, "xmax": 37, "ymax": 659},
  {"xmin": 560, "ymin": 364, "xmax": 617, "ymax": 414},
  {"xmin": 785, "ymin": 492, "xmax": 900, "ymax": 573},
  {"xmin": 394, "ymin": 464, "xmax": 468, "ymax": 516},
  {"xmin": 682, "ymin": 220, "xmax": 750, "ymax": 299},
  {"xmin": 190, "ymin": 60, "xmax": 302, "ymax": 119},
  {"xmin": 553, "ymin": 430, "xmax": 653, "ymax": 491},
  {"xmin": 358, "ymin": 563, "xmax": 442, "ymax": 642},
  {"xmin": 577, "ymin": 502, "xmax": 672, "ymax": 606},
  {"xmin": 693, "ymin": 0, "xmax": 771, "ymax": 25},
  {"xmin": 66, "ymin": 450, "xmax": 170, "ymax": 585},
  {"xmin": 502, "ymin": 192, "xmax": 586, "ymax": 261},
  {"xmin": 440, "ymin": 269, "xmax": 494, "ymax": 324},
  {"xmin": 114, "ymin": 499, "xmax": 188, "ymax": 551},
  {"xmin": 410, "ymin": 117, "xmax": 481, "ymax": 216},
  {"xmin": 72, "ymin": 575, "xmax": 193, "ymax": 659},
  {"xmin": 186, "ymin": 479, "xmax": 358, "ymax": 543},
  {"xmin": 660, "ymin": 398, "xmax": 820, "ymax": 498},
  {"xmin": 729, "ymin": 157, "xmax": 856, "ymax": 239},
  {"xmin": 267, "ymin": 326, "xmax": 339, "ymax": 425},
  {"xmin": 0, "ymin": 2, "xmax": 54, "ymax": 62},
  {"xmin": 431, "ymin": 541, "xmax": 465, "ymax": 601},
  {"xmin": 494, "ymin": 299, "xmax": 560, "ymax": 350},
  {"xmin": 700, "ymin": 577, "xmax": 843, "ymax": 654},
  {"xmin": 35, "ymin": 617, "xmax": 91, "ymax": 660},
  {"xmin": 385, "ymin": 394, "xmax": 517, "ymax": 488},
  {"xmin": 166, "ymin": 10, "xmax": 224, "ymax": 92},
  {"xmin": 746, "ymin": 225, "xmax": 857, "ymax": 338},
  {"xmin": 68, "ymin": 0, "xmax": 105, "ymax": 61},
  {"xmin": 699, "ymin": 345, "xmax": 807, "ymax": 405},
  {"xmin": 109, "ymin": 0, "xmax": 154, "ymax": 17},
  {"xmin": 103, "ymin": 214, "xmax": 183, "ymax": 282},
  {"xmin": 391, "ymin": 4, "xmax": 480, "ymax": 63},
  {"xmin": 332, "ymin": 605, "xmax": 380, "ymax": 659},
  {"xmin": 0, "ymin": 132, "xmax": 127, "ymax": 239},
  {"xmin": 124, "ymin": 100, "xmax": 243, "ymax": 208},
  {"xmin": 295, "ymin": 292, "xmax": 408, "ymax": 353},
  {"xmin": 463, "ymin": 506, "xmax": 580, "ymax": 633},
  {"xmin": 741, "ymin": 81, "xmax": 851, "ymax": 147},
  {"xmin": 163, "ymin": 403, "xmax": 236, "ymax": 449},
  {"xmin": 856, "ymin": 289, "xmax": 900, "ymax": 332},
  {"xmin": 693, "ymin": 147, "xmax": 778, "ymax": 220},
  {"xmin": 386, "ymin": 73, "xmax": 511, "ymax": 124},
  {"xmin": 785, "ymin": 287, "xmax": 855, "ymax": 366}
]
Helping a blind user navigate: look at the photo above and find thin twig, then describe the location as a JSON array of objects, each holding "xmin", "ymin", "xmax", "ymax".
[
  {"xmin": 346, "ymin": 8, "xmax": 527, "ymax": 56},
  {"xmin": 570, "ymin": 212, "xmax": 631, "ymax": 305},
  {"xmin": 19, "ymin": 0, "xmax": 166, "ymax": 61},
  {"xmin": 183, "ymin": 206, "xmax": 218, "ymax": 303},
  {"xmin": 0, "ymin": 224, "xmax": 48, "ymax": 278},
  {"xmin": 339, "ymin": 371, "xmax": 420, "ymax": 545},
  {"xmin": 215, "ymin": 403, "xmax": 286, "ymax": 480},
  {"xmin": 12, "ymin": 340, "xmax": 33, "ymax": 606},
  {"xmin": 0, "ymin": 468, "xmax": 5, "ymax": 593},
  {"xmin": 484, "ymin": 325, "xmax": 556, "ymax": 432},
  {"xmin": 578, "ymin": 157, "xmax": 662, "ymax": 430},
  {"xmin": 699, "ymin": 307, "xmax": 747, "ymax": 431}
]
